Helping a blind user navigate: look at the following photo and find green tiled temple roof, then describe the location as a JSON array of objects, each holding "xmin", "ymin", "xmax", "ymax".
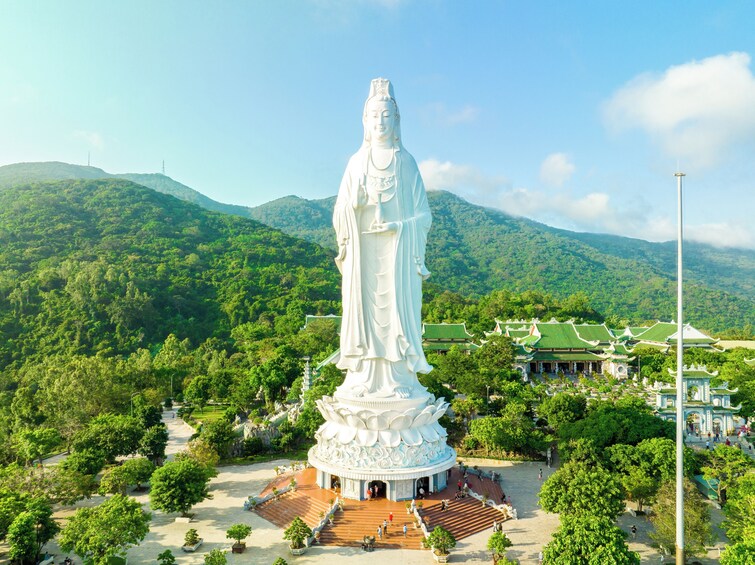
[
  {"xmin": 533, "ymin": 322, "xmax": 597, "ymax": 349},
  {"xmin": 574, "ymin": 323, "xmax": 615, "ymax": 343},
  {"xmin": 507, "ymin": 329, "xmax": 530, "ymax": 339},
  {"xmin": 634, "ymin": 322, "xmax": 677, "ymax": 342},
  {"xmin": 422, "ymin": 323, "xmax": 474, "ymax": 340}
]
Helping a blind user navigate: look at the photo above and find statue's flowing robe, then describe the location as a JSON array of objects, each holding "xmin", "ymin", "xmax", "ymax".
[{"xmin": 334, "ymin": 146, "xmax": 432, "ymax": 377}]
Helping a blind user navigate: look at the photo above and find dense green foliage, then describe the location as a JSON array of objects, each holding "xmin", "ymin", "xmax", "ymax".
[
  {"xmin": 649, "ymin": 479, "xmax": 714, "ymax": 558},
  {"xmin": 149, "ymin": 458, "xmax": 213, "ymax": 516},
  {"xmin": 538, "ymin": 461, "xmax": 626, "ymax": 520},
  {"xmin": 250, "ymin": 190, "xmax": 755, "ymax": 332},
  {"xmin": 59, "ymin": 494, "xmax": 150, "ymax": 565},
  {"xmin": 543, "ymin": 514, "xmax": 640, "ymax": 564}
]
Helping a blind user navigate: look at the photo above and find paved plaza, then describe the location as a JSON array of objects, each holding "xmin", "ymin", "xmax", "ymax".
[{"xmin": 20, "ymin": 410, "xmax": 730, "ymax": 564}]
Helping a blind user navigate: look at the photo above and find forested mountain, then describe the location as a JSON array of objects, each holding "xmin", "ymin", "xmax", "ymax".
[
  {"xmin": 0, "ymin": 161, "xmax": 255, "ymax": 218},
  {"xmin": 250, "ymin": 191, "xmax": 755, "ymax": 332},
  {"xmin": 0, "ymin": 179, "xmax": 340, "ymax": 370},
  {"xmin": 1, "ymin": 161, "xmax": 753, "ymax": 332}
]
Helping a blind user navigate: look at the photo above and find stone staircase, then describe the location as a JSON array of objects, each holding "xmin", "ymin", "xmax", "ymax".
[
  {"xmin": 253, "ymin": 466, "xmax": 510, "ymax": 549},
  {"xmin": 422, "ymin": 496, "xmax": 502, "ymax": 539},
  {"xmin": 254, "ymin": 484, "xmax": 332, "ymax": 530},
  {"xmin": 318, "ymin": 500, "xmax": 425, "ymax": 549}
]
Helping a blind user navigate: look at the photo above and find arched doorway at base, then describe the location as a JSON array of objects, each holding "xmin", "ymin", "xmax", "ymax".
[{"xmin": 368, "ymin": 480, "xmax": 386, "ymax": 499}]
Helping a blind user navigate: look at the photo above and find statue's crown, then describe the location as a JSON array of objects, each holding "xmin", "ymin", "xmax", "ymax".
[{"xmin": 369, "ymin": 78, "xmax": 395, "ymax": 100}]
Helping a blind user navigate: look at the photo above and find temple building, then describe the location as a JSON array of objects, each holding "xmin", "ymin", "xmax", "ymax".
[
  {"xmin": 655, "ymin": 364, "xmax": 742, "ymax": 436},
  {"xmin": 422, "ymin": 322, "xmax": 479, "ymax": 354},
  {"xmin": 625, "ymin": 321, "xmax": 722, "ymax": 352},
  {"xmin": 488, "ymin": 319, "xmax": 634, "ymax": 379}
]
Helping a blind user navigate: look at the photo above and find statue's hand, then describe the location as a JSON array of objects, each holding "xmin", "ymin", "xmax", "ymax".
[{"xmin": 373, "ymin": 221, "xmax": 399, "ymax": 233}]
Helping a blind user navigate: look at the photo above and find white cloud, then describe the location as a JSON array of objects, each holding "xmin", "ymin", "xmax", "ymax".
[
  {"xmin": 419, "ymin": 159, "xmax": 509, "ymax": 200},
  {"xmin": 419, "ymin": 157, "xmax": 755, "ymax": 249},
  {"xmin": 72, "ymin": 130, "xmax": 104, "ymax": 150},
  {"xmin": 539, "ymin": 153, "xmax": 575, "ymax": 187},
  {"xmin": 604, "ymin": 52, "xmax": 755, "ymax": 168},
  {"xmin": 686, "ymin": 222, "xmax": 755, "ymax": 249}
]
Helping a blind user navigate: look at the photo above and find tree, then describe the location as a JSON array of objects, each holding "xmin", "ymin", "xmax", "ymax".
[
  {"xmin": 183, "ymin": 437, "xmax": 220, "ymax": 472},
  {"xmin": 184, "ymin": 374, "xmax": 213, "ymax": 410},
  {"xmin": 283, "ymin": 516, "xmax": 312, "ymax": 549},
  {"xmin": 538, "ymin": 393, "xmax": 587, "ymax": 432},
  {"xmin": 204, "ymin": 549, "xmax": 228, "ymax": 565},
  {"xmin": 149, "ymin": 458, "xmax": 212, "ymax": 517},
  {"xmin": 72, "ymin": 414, "xmax": 143, "ymax": 463},
  {"xmin": 474, "ymin": 334, "xmax": 518, "ymax": 389},
  {"xmin": 59, "ymin": 494, "xmax": 150, "ymax": 565},
  {"xmin": 201, "ymin": 419, "xmax": 237, "ymax": 458},
  {"xmin": 720, "ymin": 539, "xmax": 755, "ymax": 565},
  {"xmin": 226, "ymin": 523, "xmax": 252, "ymax": 545},
  {"xmin": 99, "ymin": 465, "xmax": 131, "ymax": 495},
  {"xmin": 138, "ymin": 424, "xmax": 169, "ymax": 464},
  {"xmin": 134, "ymin": 403, "xmax": 163, "ymax": 429},
  {"xmin": 121, "ymin": 457, "xmax": 156, "ymax": 490},
  {"xmin": 0, "ymin": 488, "xmax": 31, "ymax": 538},
  {"xmin": 558, "ymin": 401, "xmax": 674, "ymax": 459},
  {"xmin": 58, "ymin": 448, "xmax": 105, "ymax": 476},
  {"xmin": 649, "ymin": 479, "xmax": 714, "ymax": 558},
  {"xmin": 543, "ymin": 514, "xmax": 640, "ymax": 564},
  {"xmin": 422, "ymin": 525, "xmax": 457, "ymax": 556},
  {"xmin": 6, "ymin": 498, "xmax": 59, "ymax": 565},
  {"xmin": 14, "ymin": 428, "xmax": 62, "ymax": 466},
  {"xmin": 487, "ymin": 530, "xmax": 513, "ymax": 564},
  {"xmin": 702, "ymin": 444, "xmax": 755, "ymax": 503},
  {"xmin": 538, "ymin": 461, "xmax": 625, "ymax": 520},
  {"xmin": 723, "ymin": 470, "xmax": 755, "ymax": 545},
  {"xmin": 156, "ymin": 549, "xmax": 177, "ymax": 565}
]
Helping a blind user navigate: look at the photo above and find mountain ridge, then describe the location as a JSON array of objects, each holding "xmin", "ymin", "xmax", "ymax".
[{"xmin": 0, "ymin": 161, "xmax": 752, "ymax": 331}]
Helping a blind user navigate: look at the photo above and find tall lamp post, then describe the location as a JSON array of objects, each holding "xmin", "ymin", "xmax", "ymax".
[{"xmin": 674, "ymin": 171, "xmax": 686, "ymax": 565}]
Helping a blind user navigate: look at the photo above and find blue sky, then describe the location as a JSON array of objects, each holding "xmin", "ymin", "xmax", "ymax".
[{"xmin": 2, "ymin": 1, "xmax": 755, "ymax": 249}]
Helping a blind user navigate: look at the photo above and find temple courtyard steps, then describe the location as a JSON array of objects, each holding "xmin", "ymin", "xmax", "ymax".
[{"xmin": 254, "ymin": 465, "xmax": 509, "ymax": 549}]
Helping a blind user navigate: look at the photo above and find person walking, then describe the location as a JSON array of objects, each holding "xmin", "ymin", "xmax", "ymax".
[
  {"xmin": 631, "ymin": 524, "xmax": 637, "ymax": 539},
  {"xmin": 377, "ymin": 525, "xmax": 382, "ymax": 540},
  {"xmin": 383, "ymin": 519, "xmax": 388, "ymax": 535},
  {"xmin": 403, "ymin": 523, "xmax": 407, "ymax": 537},
  {"xmin": 389, "ymin": 511, "xmax": 393, "ymax": 524},
  {"xmin": 538, "ymin": 468, "xmax": 543, "ymax": 480}
]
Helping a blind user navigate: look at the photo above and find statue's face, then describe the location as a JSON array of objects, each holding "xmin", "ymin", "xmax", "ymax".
[{"xmin": 366, "ymin": 98, "xmax": 396, "ymax": 144}]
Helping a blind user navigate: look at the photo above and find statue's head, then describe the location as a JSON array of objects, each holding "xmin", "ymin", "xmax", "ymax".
[{"xmin": 363, "ymin": 78, "xmax": 401, "ymax": 146}]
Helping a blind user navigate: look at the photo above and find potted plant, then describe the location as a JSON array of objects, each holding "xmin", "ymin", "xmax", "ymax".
[
  {"xmin": 289, "ymin": 477, "xmax": 297, "ymax": 491},
  {"xmin": 487, "ymin": 531, "xmax": 513, "ymax": 565},
  {"xmin": 417, "ymin": 500, "xmax": 424, "ymax": 510},
  {"xmin": 283, "ymin": 516, "xmax": 312, "ymax": 555},
  {"xmin": 272, "ymin": 486, "xmax": 280, "ymax": 500},
  {"xmin": 182, "ymin": 528, "xmax": 203, "ymax": 552},
  {"xmin": 157, "ymin": 550, "xmax": 177, "ymax": 565},
  {"xmin": 422, "ymin": 526, "xmax": 456, "ymax": 563},
  {"xmin": 273, "ymin": 559, "xmax": 288, "ymax": 565},
  {"xmin": 226, "ymin": 523, "xmax": 252, "ymax": 554},
  {"xmin": 405, "ymin": 501, "xmax": 413, "ymax": 515},
  {"xmin": 481, "ymin": 494, "xmax": 489, "ymax": 507},
  {"xmin": 203, "ymin": 549, "xmax": 227, "ymax": 565}
]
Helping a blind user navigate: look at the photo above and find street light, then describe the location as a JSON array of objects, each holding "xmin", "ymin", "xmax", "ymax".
[{"xmin": 674, "ymin": 171, "xmax": 686, "ymax": 565}]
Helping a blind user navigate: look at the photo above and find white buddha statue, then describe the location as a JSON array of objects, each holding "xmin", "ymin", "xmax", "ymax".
[{"xmin": 334, "ymin": 78, "xmax": 432, "ymax": 400}]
